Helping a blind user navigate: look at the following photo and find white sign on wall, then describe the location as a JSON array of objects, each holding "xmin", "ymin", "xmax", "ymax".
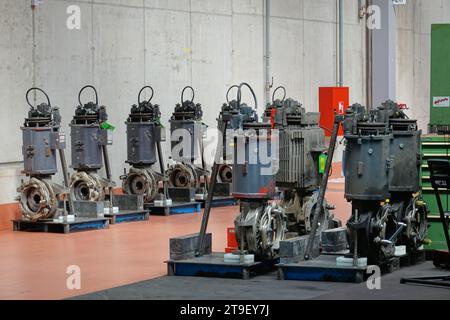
[
  {"xmin": 432, "ymin": 96, "xmax": 450, "ymax": 107},
  {"xmin": 392, "ymin": 0, "xmax": 407, "ymax": 5}
]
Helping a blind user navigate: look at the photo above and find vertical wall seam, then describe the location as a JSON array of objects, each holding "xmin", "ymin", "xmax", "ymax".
[
  {"xmin": 302, "ymin": 0, "xmax": 306, "ymax": 108},
  {"xmin": 90, "ymin": 0, "xmax": 94, "ymax": 84},
  {"xmin": 263, "ymin": 0, "xmax": 266, "ymax": 107},
  {"xmin": 189, "ymin": 0, "xmax": 193, "ymax": 86},
  {"xmin": 231, "ymin": 0, "xmax": 234, "ymax": 87},
  {"xmin": 143, "ymin": 0, "xmax": 147, "ymax": 85},
  {"xmin": 32, "ymin": 6, "xmax": 36, "ymax": 103},
  {"xmin": 362, "ymin": 9, "xmax": 365, "ymax": 105},
  {"xmin": 335, "ymin": 0, "xmax": 339, "ymax": 86}
]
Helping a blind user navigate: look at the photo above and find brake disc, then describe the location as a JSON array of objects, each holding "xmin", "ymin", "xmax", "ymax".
[
  {"xmin": 122, "ymin": 167, "xmax": 158, "ymax": 202},
  {"xmin": 19, "ymin": 178, "xmax": 57, "ymax": 221},
  {"xmin": 70, "ymin": 171, "xmax": 105, "ymax": 201}
]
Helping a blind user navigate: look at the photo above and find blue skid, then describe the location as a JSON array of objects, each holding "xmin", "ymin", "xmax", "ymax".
[
  {"xmin": 278, "ymin": 265, "xmax": 365, "ymax": 283},
  {"xmin": 12, "ymin": 218, "xmax": 109, "ymax": 234},
  {"xmin": 69, "ymin": 220, "xmax": 109, "ymax": 232},
  {"xmin": 170, "ymin": 262, "xmax": 248, "ymax": 279},
  {"xmin": 115, "ymin": 213, "xmax": 148, "ymax": 224},
  {"xmin": 170, "ymin": 203, "xmax": 201, "ymax": 214}
]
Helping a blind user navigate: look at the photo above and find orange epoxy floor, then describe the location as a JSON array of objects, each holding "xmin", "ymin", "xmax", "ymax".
[{"xmin": 0, "ymin": 181, "xmax": 350, "ymax": 300}]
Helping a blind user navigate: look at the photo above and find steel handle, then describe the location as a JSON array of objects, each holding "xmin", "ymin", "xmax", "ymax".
[
  {"xmin": 78, "ymin": 85, "xmax": 98, "ymax": 107},
  {"xmin": 26, "ymin": 87, "xmax": 51, "ymax": 109}
]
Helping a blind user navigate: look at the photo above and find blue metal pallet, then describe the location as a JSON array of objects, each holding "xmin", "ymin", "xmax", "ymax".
[
  {"xmin": 276, "ymin": 255, "xmax": 400, "ymax": 283},
  {"xmin": 199, "ymin": 196, "xmax": 237, "ymax": 208},
  {"xmin": 105, "ymin": 210, "xmax": 150, "ymax": 224},
  {"xmin": 166, "ymin": 252, "xmax": 276, "ymax": 280},
  {"xmin": 12, "ymin": 218, "xmax": 109, "ymax": 234},
  {"xmin": 277, "ymin": 263, "xmax": 366, "ymax": 283},
  {"xmin": 145, "ymin": 202, "xmax": 201, "ymax": 216}
]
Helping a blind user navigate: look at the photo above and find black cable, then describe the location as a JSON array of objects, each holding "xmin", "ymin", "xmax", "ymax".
[
  {"xmin": 26, "ymin": 87, "xmax": 51, "ymax": 109},
  {"xmin": 226, "ymin": 85, "xmax": 239, "ymax": 104},
  {"xmin": 237, "ymin": 82, "xmax": 257, "ymax": 110},
  {"xmin": 78, "ymin": 85, "xmax": 98, "ymax": 106},
  {"xmin": 181, "ymin": 86, "xmax": 195, "ymax": 104},
  {"xmin": 272, "ymin": 86, "xmax": 286, "ymax": 103},
  {"xmin": 138, "ymin": 85, "xmax": 154, "ymax": 105}
]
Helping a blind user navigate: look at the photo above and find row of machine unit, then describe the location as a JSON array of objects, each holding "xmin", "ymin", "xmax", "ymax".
[
  {"xmin": 17, "ymin": 83, "xmax": 428, "ymax": 267},
  {"xmin": 17, "ymin": 85, "xmax": 219, "ymax": 226},
  {"xmin": 185, "ymin": 83, "xmax": 429, "ymax": 270}
]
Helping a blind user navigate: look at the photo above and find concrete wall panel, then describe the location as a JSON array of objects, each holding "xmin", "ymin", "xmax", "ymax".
[{"xmin": 0, "ymin": 0, "xmax": 448, "ymax": 204}]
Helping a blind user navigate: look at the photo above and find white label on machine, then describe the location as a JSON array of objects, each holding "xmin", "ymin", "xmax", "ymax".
[
  {"xmin": 392, "ymin": 0, "xmax": 407, "ymax": 5},
  {"xmin": 107, "ymin": 130, "xmax": 113, "ymax": 144},
  {"xmin": 432, "ymin": 96, "xmax": 450, "ymax": 107}
]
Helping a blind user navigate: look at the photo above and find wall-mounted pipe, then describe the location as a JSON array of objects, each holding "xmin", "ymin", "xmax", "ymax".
[
  {"xmin": 338, "ymin": 0, "xmax": 344, "ymax": 87},
  {"xmin": 366, "ymin": 0, "xmax": 373, "ymax": 109},
  {"xmin": 264, "ymin": 0, "xmax": 271, "ymax": 106}
]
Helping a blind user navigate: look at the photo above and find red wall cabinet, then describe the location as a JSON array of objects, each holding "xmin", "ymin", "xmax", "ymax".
[{"xmin": 318, "ymin": 87, "xmax": 349, "ymax": 136}]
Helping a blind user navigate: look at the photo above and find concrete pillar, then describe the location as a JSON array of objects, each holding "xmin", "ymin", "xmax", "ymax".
[{"xmin": 372, "ymin": 0, "xmax": 397, "ymax": 108}]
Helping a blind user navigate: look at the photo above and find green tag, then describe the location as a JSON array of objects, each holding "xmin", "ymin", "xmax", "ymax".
[
  {"xmin": 100, "ymin": 122, "xmax": 116, "ymax": 131},
  {"xmin": 319, "ymin": 153, "xmax": 327, "ymax": 174},
  {"xmin": 155, "ymin": 118, "xmax": 165, "ymax": 129}
]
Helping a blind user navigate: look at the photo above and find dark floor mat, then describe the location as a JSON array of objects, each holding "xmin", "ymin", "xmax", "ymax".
[{"xmin": 71, "ymin": 262, "xmax": 450, "ymax": 300}]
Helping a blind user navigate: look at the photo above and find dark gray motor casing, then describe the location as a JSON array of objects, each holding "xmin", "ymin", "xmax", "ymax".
[
  {"xmin": 388, "ymin": 128, "xmax": 421, "ymax": 193},
  {"xmin": 344, "ymin": 133, "xmax": 392, "ymax": 201},
  {"xmin": 22, "ymin": 127, "xmax": 64, "ymax": 176},
  {"xmin": 127, "ymin": 122, "xmax": 164, "ymax": 166},
  {"xmin": 232, "ymin": 131, "xmax": 275, "ymax": 199},
  {"xmin": 170, "ymin": 120, "xmax": 205, "ymax": 162},
  {"xmin": 277, "ymin": 122, "xmax": 325, "ymax": 191},
  {"xmin": 70, "ymin": 124, "xmax": 108, "ymax": 170}
]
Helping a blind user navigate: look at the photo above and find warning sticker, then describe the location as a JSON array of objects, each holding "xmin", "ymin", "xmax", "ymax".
[{"xmin": 432, "ymin": 96, "xmax": 450, "ymax": 107}]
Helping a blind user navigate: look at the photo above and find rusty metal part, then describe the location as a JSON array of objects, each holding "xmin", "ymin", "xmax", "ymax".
[
  {"xmin": 281, "ymin": 192, "xmax": 330, "ymax": 235},
  {"xmin": 166, "ymin": 163, "xmax": 199, "ymax": 189},
  {"xmin": 69, "ymin": 171, "xmax": 105, "ymax": 202},
  {"xmin": 235, "ymin": 203, "xmax": 286, "ymax": 259},
  {"xmin": 122, "ymin": 167, "xmax": 158, "ymax": 203},
  {"xmin": 217, "ymin": 164, "xmax": 232, "ymax": 184},
  {"xmin": 18, "ymin": 178, "xmax": 58, "ymax": 221}
]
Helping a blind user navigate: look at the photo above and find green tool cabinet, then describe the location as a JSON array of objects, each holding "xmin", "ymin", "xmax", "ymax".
[
  {"xmin": 429, "ymin": 24, "xmax": 450, "ymax": 133},
  {"xmin": 421, "ymin": 135, "xmax": 450, "ymax": 250}
]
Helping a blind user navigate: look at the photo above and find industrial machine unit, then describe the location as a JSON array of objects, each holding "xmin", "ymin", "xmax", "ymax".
[
  {"xmin": 263, "ymin": 86, "xmax": 336, "ymax": 237},
  {"xmin": 343, "ymin": 101, "xmax": 428, "ymax": 265},
  {"xmin": 14, "ymin": 87, "xmax": 110, "ymax": 233},
  {"xmin": 18, "ymin": 88, "xmax": 68, "ymax": 221},
  {"xmin": 69, "ymin": 85, "xmax": 115, "ymax": 204},
  {"xmin": 231, "ymin": 83, "xmax": 286, "ymax": 259},
  {"xmin": 213, "ymin": 85, "xmax": 259, "ymax": 197},
  {"xmin": 166, "ymin": 86, "xmax": 208, "ymax": 202},
  {"xmin": 121, "ymin": 86, "xmax": 170, "ymax": 206}
]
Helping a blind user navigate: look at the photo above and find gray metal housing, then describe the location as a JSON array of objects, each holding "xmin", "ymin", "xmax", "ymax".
[
  {"xmin": 22, "ymin": 127, "xmax": 64, "ymax": 176},
  {"xmin": 344, "ymin": 133, "xmax": 392, "ymax": 201},
  {"xmin": 277, "ymin": 119, "xmax": 325, "ymax": 191},
  {"xmin": 232, "ymin": 128, "xmax": 275, "ymax": 199},
  {"xmin": 70, "ymin": 124, "xmax": 108, "ymax": 170},
  {"xmin": 388, "ymin": 121, "xmax": 421, "ymax": 192},
  {"xmin": 170, "ymin": 120, "xmax": 205, "ymax": 162},
  {"xmin": 344, "ymin": 103, "xmax": 422, "ymax": 201},
  {"xmin": 127, "ymin": 122, "xmax": 164, "ymax": 166}
]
